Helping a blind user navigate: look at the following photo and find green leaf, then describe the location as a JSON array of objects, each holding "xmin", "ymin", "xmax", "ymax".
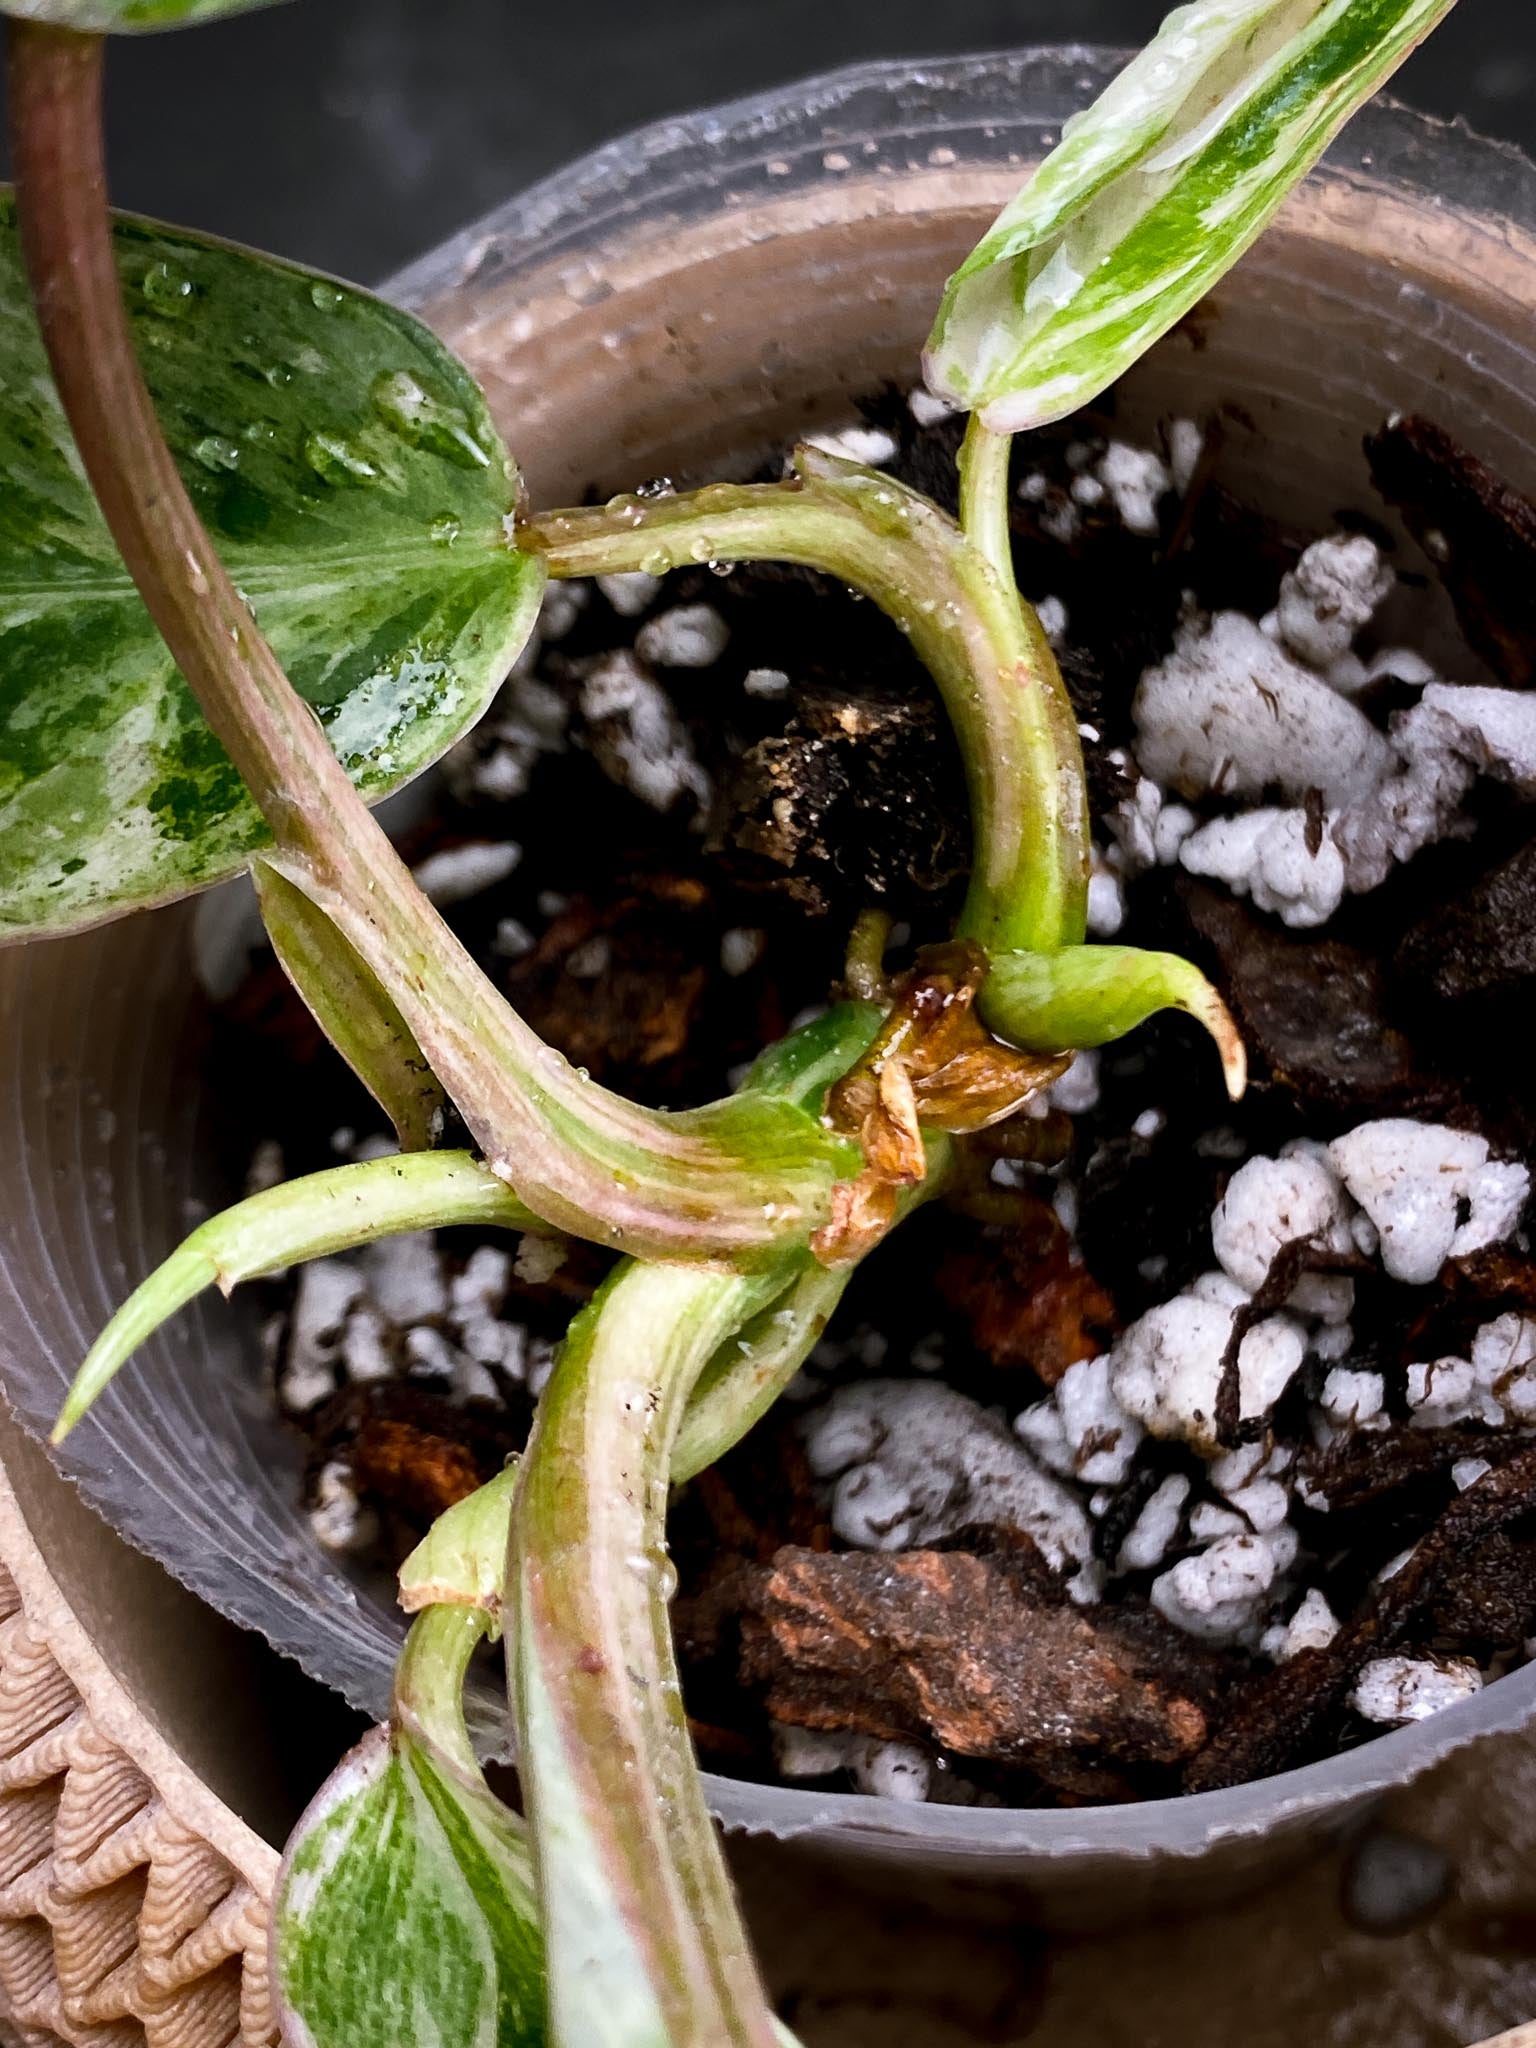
[
  {"xmin": 924, "ymin": 0, "xmax": 1459, "ymax": 429},
  {"xmin": 253, "ymin": 858, "xmax": 448, "ymax": 1152},
  {"xmin": 1, "ymin": 0, "xmax": 288, "ymax": 32},
  {"xmin": 53, "ymin": 1150, "xmax": 536, "ymax": 1439},
  {"xmin": 276, "ymin": 1596, "xmax": 546, "ymax": 2048},
  {"xmin": 0, "ymin": 193, "xmax": 543, "ymax": 938},
  {"xmin": 982, "ymin": 944, "xmax": 1246, "ymax": 1098}
]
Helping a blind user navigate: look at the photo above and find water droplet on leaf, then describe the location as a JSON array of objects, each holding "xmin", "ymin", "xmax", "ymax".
[
  {"xmin": 309, "ymin": 281, "xmax": 345, "ymax": 313},
  {"xmin": 303, "ymin": 430, "xmax": 381, "ymax": 486},
  {"xmin": 429, "ymin": 512, "xmax": 462, "ymax": 546},
  {"xmin": 140, "ymin": 260, "xmax": 194, "ymax": 313},
  {"xmin": 370, "ymin": 370, "xmax": 490, "ymax": 469},
  {"xmin": 192, "ymin": 435, "xmax": 240, "ymax": 473}
]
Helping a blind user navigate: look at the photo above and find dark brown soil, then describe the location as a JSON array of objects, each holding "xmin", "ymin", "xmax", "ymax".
[{"xmin": 213, "ymin": 390, "xmax": 1536, "ymax": 1806}]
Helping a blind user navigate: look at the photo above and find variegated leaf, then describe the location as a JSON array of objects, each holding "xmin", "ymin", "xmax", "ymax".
[
  {"xmin": 0, "ymin": 196, "xmax": 543, "ymax": 937},
  {"xmin": 925, "ymin": 0, "xmax": 1459, "ymax": 429}
]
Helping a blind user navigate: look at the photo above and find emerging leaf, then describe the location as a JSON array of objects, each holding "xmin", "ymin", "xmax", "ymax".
[
  {"xmin": 277, "ymin": 1532, "xmax": 544, "ymax": 2048},
  {"xmin": 253, "ymin": 858, "xmax": 447, "ymax": 1152},
  {"xmin": 2, "ymin": 0, "xmax": 288, "ymax": 32},
  {"xmin": 924, "ymin": 0, "xmax": 1459, "ymax": 429},
  {"xmin": 0, "ymin": 197, "xmax": 543, "ymax": 937},
  {"xmin": 982, "ymin": 943, "xmax": 1247, "ymax": 1099},
  {"xmin": 54, "ymin": 1150, "xmax": 536, "ymax": 1439},
  {"xmin": 400, "ymin": 1463, "xmax": 519, "ymax": 1619}
]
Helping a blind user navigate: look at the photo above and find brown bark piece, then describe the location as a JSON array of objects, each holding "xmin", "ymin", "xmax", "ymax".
[
  {"xmin": 1178, "ymin": 879, "xmax": 1443, "ymax": 1113},
  {"xmin": 1366, "ymin": 412, "xmax": 1536, "ymax": 689},
  {"xmin": 505, "ymin": 872, "xmax": 712, "ymax": 1086},
  {"xmin": 741, "ymin": 1546, "xmax": 1207, "ymax": 1768},
  {"xmin": 936, "ymin": 1214, "xmax": 1119, "ymax": 1384},
  {"xmin": 349, "ymin": 1417, "xmax": 487, "ymax": 1524}
]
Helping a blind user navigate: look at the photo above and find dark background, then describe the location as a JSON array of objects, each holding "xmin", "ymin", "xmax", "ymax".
[{"xmin": 0, "ymin": 0, "xmax": 1532, "ymax": 286}]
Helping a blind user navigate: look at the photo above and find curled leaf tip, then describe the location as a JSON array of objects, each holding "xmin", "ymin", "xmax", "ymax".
[
  {"xmin": 57, "ymin": 1152, "xmax": 535, "ymax": 1440},
  {"xmin": 981, "ymin": 943, "xmax": 1247, "ymax": 1097},
  {"xmin": 398, "ymin": 1464, "xmax": 519, "ymax": 1622}
]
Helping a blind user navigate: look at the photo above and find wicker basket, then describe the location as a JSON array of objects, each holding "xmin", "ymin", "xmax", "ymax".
[{"xmin": 0, "ymin": 1408, "xmax": 276, "ymax": 2047}]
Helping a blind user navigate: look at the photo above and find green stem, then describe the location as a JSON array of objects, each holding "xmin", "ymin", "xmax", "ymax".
[
  {"xmin": 522, "ymin": 447, "xmax": 1089, "ymax": 956},
  {"xmin": 6, "ymin": 23, "xmax": 850, "ymax": 1268},
  {"xmin": 957, "ymin": 412, "xmax": 1016, "ymax": 590},
  {"xmin": 394, "ymin": 1601, "xmax": 489, "ymax": 1780},
  {"xmin": 513, "ymin": 1259, "xmax": 793, "ymax": 2048},
  {"xmin": 53, "ymin": 1150, "xmax": 538, "ymax": 1439},
  {"xmin": 672, "ymin": 1261, "xmax": 851, "ymax": 1486}
]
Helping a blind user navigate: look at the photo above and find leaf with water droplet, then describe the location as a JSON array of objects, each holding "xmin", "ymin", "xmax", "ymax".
[
  {"xmin": 371, "ymin": 368, "xmax": 491, "ymax": 470},
  {"xmin": 0, "ymin": 198, "xmax": 543, "ymax": 937}
]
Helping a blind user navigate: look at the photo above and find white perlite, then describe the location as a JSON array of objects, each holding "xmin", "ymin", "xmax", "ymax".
[
  {"xmin": 635, "ymin": 603, "xmax": 731, "ymax": 670},
  {"xmin": 803, "ymin": 1380, "xmax": 1093, "ymax": 1576},
  {"xmin": 1418, "ymin": 682, "xmax": 1536, "ymax": 796},
  {"xmin": 1211, "ymin": 1151, "xmax": 1355, "ymax": 1294},
  {"xmin": 579, "ymin": 650, "xmax": 711, "ymax": 813},
  {"xmin": 283, "ymin": 1259, "xmax": 363, "ymax": 1409},
  {"xmin": 1096, "ymin": 441, "xmax": 1170, "ymax": 536},
  {"xmin": 743, "ymin": 666, "xmax": 790, "ymax": 698},
  {"xmin": 1109, "ymin": 1291, "xmax": 1306, "ymax": 1451},
  {"xmin": 1328, "ymin": 1119, "xmax": 1529, "ymax": 1285},
  {"xmin": 596, "ymin": 570, "xmax": 662, "ymax": 618},
  {"xmin": 1406, "ymin": 1314, "xmax": 1536, "ymax": 1429},
  {"xmin": 1166, "ymin": 418, "xmax": 1205, "ymax": 496},
  {"xmin": 1351, "ymin": 1656, "xmax": 1483, "ymax": 1724},
  {"xmin": 771, "ymin": 1723, "xmax": 861, "ymax": 1779},
  {"xmin": 1036, "ymin": 594, "xmax": 1069, "ymax": 645},
  {"xmin": 411, "ymin": 840, "xmax": 521, "ymax": 907},
  {"xmin": 1179, "ymin": 808, "xmax": 1346, "ymax": 929},
  {"xmin": 1049, "ymin": 1049, "xmax": 1100, "ymax": 1115},
  {"xmin": 853, "ymin": 1740, "xmax": 932, "ymax": 1802},
  {"xmin": 1116, "ymin": 1474, "xmax": 1190, "ymax": 1572},
  {"xmin": 1271, "ymin": 534, "xmax": 1394, "ymax": 670},
  {"xmin": 1133, "ymin": 611, "xmax": 1392, "ymax": 806},
  {"xmin": 309, "ymin": 1461, "xmax": 378, "ymax": 1554},
  {"xmin": 1086, "ymin": 854, "xmax": 1126, "ymax": 937},
  {"xmin": 1273, "ymin": 1587, "xmax": 1340, "ymax": 1661},
  {"xmin": 1107, "ymin": 776, "xmax": 1197, "ymax": 874},
  {"xmin": 908, "ymin": 385, "xmax": 956, "ymax": 427},
  {"xmin": 361, "ymin": 1233, "xmax": 447, "ymax": 1326},
  {"xmin": 1321, "ymin": 1368, "xmax": 1386, "ymax": 1430},
  {"xmin": 770, "ymin": 1725, "xmax": 932, "ymax": 1803},
  {"xmin": 1016, "ymin": 1354, "xmax": 1145, "ymax": 1488},
  {"xmin": 804, "ymin": 423, "xmax": 899, "ymax": 468},
  {"xmin": 443, "ymin": 665, "xmax": 570, "ymax": 806},
  {"xmin": 1151, "ymin": 1530, "xmax": 1293, "ymax": 1645}
]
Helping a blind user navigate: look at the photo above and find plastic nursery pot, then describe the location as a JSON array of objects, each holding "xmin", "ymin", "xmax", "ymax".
[{"xmin": 5, "ymin": 48, "xmax": 1536, "ymax": 1934}]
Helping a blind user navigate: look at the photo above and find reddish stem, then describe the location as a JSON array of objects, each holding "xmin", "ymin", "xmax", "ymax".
[
  {"xmin": 7, "ymin": 22, "xmax": 354, "ymax": 846},
  {"xmin": 6, "ymin": 22, "xmax": 842, "ymax": 1264}
]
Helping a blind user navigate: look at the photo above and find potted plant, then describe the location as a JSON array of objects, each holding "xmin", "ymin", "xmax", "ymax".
[{"xmin": 12, "ymin": 0, "xmax": 1536, "ymax": 2040}]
